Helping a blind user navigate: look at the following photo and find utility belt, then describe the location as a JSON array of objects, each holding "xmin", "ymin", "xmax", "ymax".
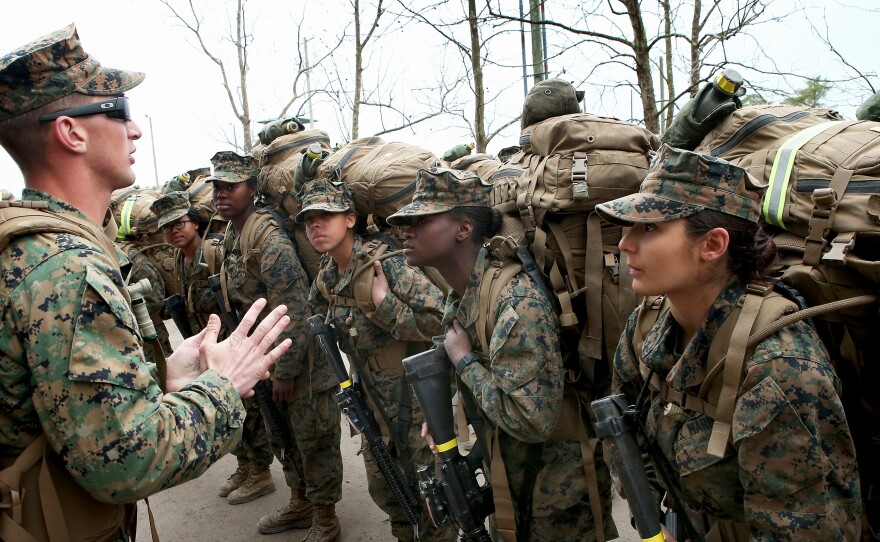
[{"xmin": 0, "ymin": 436, "xmax": 153, "ymax": 542}]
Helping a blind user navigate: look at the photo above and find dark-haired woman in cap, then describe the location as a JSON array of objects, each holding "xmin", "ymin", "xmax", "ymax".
[
  {"xmin": 596, "ymin": 146, "xmax": 860, "ymax": 541},
  {"xmin": 387, "ymin": 167, "xmax": 617, "ymax": 542},
  {"xmin": 296, "ymin": 178, "xmax": 454, "ymax": 542}
]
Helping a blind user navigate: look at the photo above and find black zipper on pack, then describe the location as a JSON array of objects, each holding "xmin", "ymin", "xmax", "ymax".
[
  {"xmin": 264, "ymin": 135, "xmax": 331, "ymax": 158},
  {"xmin": 796, "ymin": 178, "xmax": 880, "ymax": 194},
  {"xmin": 375, "ymin": 181, "xmax": 417, "ymax": 205},
  {"xmin": 711, "ymin": 111, "xmax": 812, "ymax": 157}
]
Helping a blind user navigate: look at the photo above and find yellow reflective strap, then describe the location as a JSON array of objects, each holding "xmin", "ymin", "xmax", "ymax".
[
  {"xmin": 117, "ymin": 196, "xmax": 137, "ymax": 238},
  {"xmin": 763, "ymin": 121, "xmax": 845, "ymax": 228},
  {"xmin": 642, "ymin": 532, "xmax": 665, "ymax": 542},
  {"xmin": 339, "ymin": 379, "xmax": 352, "ymax": 389},
  {"xmin": 434, "ymin": 438, "xmax": 458, "ymax": 453}
]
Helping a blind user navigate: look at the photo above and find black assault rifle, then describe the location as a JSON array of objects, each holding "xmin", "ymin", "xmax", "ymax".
[
  {"xmin": 307, "ymin": 315, "xmax": 423, "ymax": 534},
  {"xmin": 164, "ymin": 293, "xmax": 194, "ymax": 339},
  {"xmin": 591, "ymin": 385, "xmax": 704, "ymax": 542},
  {"xmin": 402, "ymin": 344, "xmax": 494, "ymax": 542},
  {"xmin": 207, "ymin": 274, "xmax": 297, "ymax": 462}
]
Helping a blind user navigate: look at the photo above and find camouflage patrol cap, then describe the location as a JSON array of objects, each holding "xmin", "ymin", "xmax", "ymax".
[
  {"xmin": 294, "ymin": 179, "xmax": 354, "ymax": 223},
  {"xmin": 521, "ymin": 78, "xmax": 585, "ymax": 129},
  {"xmin": 0, "ymin": 24, "xmax": 145, "ymax": 122},
  {"xmin": 205, "ymin": 151, "xmax": 258, "ymax": 184},
  {"xmin": 386, "ymin": 167, "xmax": 491, "ymax": 226},
  {"xmin": 149, "ymin": 191, "xmax": 192, "ymax": 229},
  {"xmin": 596, "ymin": 145, "xmax": 764, "ymax": 225}
]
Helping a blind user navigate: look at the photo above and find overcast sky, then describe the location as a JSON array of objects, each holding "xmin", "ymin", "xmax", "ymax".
[{"xmin": 1, "ymin": 0, "xmax": 877, "ymax": 197}]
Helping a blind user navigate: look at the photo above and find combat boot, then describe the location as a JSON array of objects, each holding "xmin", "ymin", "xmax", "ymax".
[
  {"xmin": 257, "ymin": 488, "xmax": 314, "ymax": 534},
  {"xmin": 227, "ymin": 464, "xmax": 276, "ymax": 505},
  {"xmin": 301, "ymin": 505, "xmax": 341, "ymax": 542},
  {"xmin": 218, "ymin": 459, "xmax": 251, "ymax": 497}
]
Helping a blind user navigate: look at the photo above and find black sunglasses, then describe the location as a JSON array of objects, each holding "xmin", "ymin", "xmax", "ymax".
[{"xmin": 39, "ymin": 96, "xmax": 131, "ymax": 122}]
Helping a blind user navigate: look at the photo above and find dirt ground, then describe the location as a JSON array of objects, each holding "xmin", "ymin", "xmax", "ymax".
[{"xmin": 137, "ymin": 324, "xmax": 641, "ymax": 541}]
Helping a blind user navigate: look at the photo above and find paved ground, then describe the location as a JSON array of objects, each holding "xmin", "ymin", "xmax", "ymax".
[{"xmin": 136, "ymin": 323, "xmax": 641, "ymax": 541}]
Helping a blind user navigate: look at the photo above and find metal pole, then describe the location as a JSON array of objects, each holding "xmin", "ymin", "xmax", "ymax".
[
  {"xmin": 519, "ymin": 0, "xmax": 528, "ymax": 96},
  {"xmin": 304, "ymin": 37, "xmax": 314, "ymax": 130},
  {"xmin": 145, "ymin": 114, "xmax": 159, "ymax": 189}
]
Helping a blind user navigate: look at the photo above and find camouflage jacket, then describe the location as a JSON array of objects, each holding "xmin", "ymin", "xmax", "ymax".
[
  {"xmin": 445, "ymin": 248, "xmax": 590, "ymax": 516},
  {"xmin": 0, "ymin": 189, "xmax": 244, "ymax": 503},
  {"xmin": 176, "ymin": 246, "xmax": 218, "ymax": 333},
  {"xmin": 613, "ymin": 279, "xmax": 861, "ymax": 540},
  {"xmin": 118, "ymin": 239, "xmax": 166, "ymax": 322},
  {"xmin": 309, "ymin": 235, "xmax": 445, "ymax": 354},
  {"xmin": 222, "ymin": 213, "xmax": 333, "ymax": 389}
]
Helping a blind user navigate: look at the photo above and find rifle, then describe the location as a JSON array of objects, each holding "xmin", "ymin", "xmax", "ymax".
[
  {"xmin": 591, "ymin": 380, "xmax": 704, "ymax": 542},
  {"xmin": 128, "ymin": 278, "xmax": 167, "ymax": 392},
  {"xmin": 307, "ymin": 315, "xmax": 422, "ymax": 535},
  {"xmin": 164, "ymin": 293, "xmax": 194, "ymax": 338},
  {"xmin": 207, "ymin": 273, "xmax": 297, "ymax": 462},
  {"xmin": 403, "ymin": 344, "xmax": 494, "ymax": 542}
]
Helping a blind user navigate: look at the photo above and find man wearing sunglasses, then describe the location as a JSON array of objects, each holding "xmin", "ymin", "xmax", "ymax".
[{"xmin": 0, "ymin": 24, "xmax": 294, "ymax": 541}]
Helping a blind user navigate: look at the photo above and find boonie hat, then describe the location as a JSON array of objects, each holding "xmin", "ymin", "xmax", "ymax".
[
  {"xmin": 386, "ymin": 167, "xmax": 491, "ymax": 226},
  {"xmin": 0, "ymin": 23, "xmax": 144, "ymax": 122},
  {"xmin": 596, "ymin": 145, "xmax": 764, "ymax": 225},
  {"xmin": 295, "ymin": 179, "xmax": 354, "ymax": 223},
  {"xmin": 150, "ymin": 191, "xmax": 192, "ymax": 229},
  {"xmin": 206, "ymin": 151, "xmax": 258, "ymax": 184},
  {"xmin": 521, "ymin": 78, "xmax": 585, "ymax": 129}
]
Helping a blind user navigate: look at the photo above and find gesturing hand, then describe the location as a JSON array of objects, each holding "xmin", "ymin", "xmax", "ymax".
[{"xmin": 200, "ymin": 299, "xmax": 292, "ymax": 397}]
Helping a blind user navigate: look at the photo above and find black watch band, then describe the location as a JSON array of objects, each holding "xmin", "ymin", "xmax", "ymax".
[{"xmin": 455, "ymin": 352, "xmax": 481, "ymax": 376}]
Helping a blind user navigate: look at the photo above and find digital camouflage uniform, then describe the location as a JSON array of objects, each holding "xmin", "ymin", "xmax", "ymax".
[
  {"xmin": 211, "ymin": 153, "xmax": 343, "ymax": 510},
  {"xmin": 150, "ymin": 191, "xmax": 218, "ymax": 334},
  {"xmin": 299, "ymin": 179, "xmax": 455, "ymax": 542},
  {"xmin": 597, "ymin": 146, "xmax": 862, "ymax": 541},
  {"xmin": 388, "ymin": 168, "xmax": 615, "ymax": 542}
]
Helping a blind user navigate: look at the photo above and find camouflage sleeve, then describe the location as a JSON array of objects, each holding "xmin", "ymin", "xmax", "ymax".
[
  {"xmin": 20, "ymin": 247, "xmax": 244, "ymax": 504},
  {"xmin": 308, "ymin": 277, "xmax": 330, "ymax": 317},
  {"xmin": 260, "ymin": 229, "xmax": 311, "ymax": 380},
  {"xmin": 368, "ymin": 254, "xmax": 445, "ymax": 340},
  {"xmin": 459, "ymin": 290, "xmax": 564, "ymax": 442},
  {"xmin": 189, "ymin": 281, "xmax": 219, "ymax": 316},
  {"xmin": 732, "ymin": 321, "xmax": 860, "ymax": 539},
  {"xmin": 612, "ymin": 307, "xmax": 645, "ymax": 402}
]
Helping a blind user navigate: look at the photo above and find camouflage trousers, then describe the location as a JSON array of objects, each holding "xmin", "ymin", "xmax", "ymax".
[
  {"xmin": 231, "ymin": 397, "xmax": 274, "ymax": 468},
  {"xmin": 272, "ymin": 383, "xmax": 343, "ymax": 506},
  {"xmin": 359, "ymin": 371, "xmax": 458, "ymax": 542}
]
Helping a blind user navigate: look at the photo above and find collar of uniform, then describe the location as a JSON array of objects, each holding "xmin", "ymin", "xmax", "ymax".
[
  {"xmin": 446, "ymin": 246, "xmax": 492, "ymax": 330},
  {"xmin": 22, "ymin": 187, "xmax": 130, "ymax": 267},
  {"xmin": 333, "ymin": 235, "xmax": 367, "ymax": 295}
]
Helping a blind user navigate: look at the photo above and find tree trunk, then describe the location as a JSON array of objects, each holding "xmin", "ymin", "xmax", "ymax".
[
  {"xmin": 468, "ymin": 0, "xmax": 487, "ymax": 152},
  {"xmin": 352, "ymin": 0, "xmax": 363, "ymax": 140},
  {"xmin": 621, "ymin": 0, "xmax": 658, "ymax": 133}
]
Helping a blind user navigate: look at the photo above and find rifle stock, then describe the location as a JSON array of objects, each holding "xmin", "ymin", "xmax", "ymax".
[
  {"xmin": 307, "ymin": 314, "xmax": 422, "ymax": 531},
  {"xmin": 403, "ymin": 346, "xmax": 493, "ymax": 542},
  {"xmin": 164, "ymin": 293, "xmax": 193, "ymax": 338}
]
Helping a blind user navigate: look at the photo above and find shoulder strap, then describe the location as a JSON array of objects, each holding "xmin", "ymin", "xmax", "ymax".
[
  {"xmin": 240, "ymin": 210, "xmax": 280, "ymax": 268},
  {"xmin": 0, "ymin": 203, "xmax": 124, "ymax": 271}
]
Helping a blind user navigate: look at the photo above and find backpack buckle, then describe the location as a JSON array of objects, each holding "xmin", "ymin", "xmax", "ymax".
[
  {"xmin": 821, "ymin": 232, "xmax": 855, "ymax": 265},
  {"xmin": 571, "ymin": 152, "xmax": 589, "ymax": 199}
]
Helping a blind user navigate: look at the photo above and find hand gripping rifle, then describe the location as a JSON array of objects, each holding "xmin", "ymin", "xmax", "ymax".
[
  {"xmin": 163, "ymin": 293, "xmax": 194, "ymax": 339},
  {"xmin": 207, "ymin": 273, "xmax": 297, "ymax": 461},
  {"xmin": 403, "ymin": 344, "xmax": 494, "ymax": 542},
  {"xmin": 591, "ymin": 386, "xmax": 703, "ymax": 542},
  {"xmin": 307, "ymin": 315, "xmax": 423, "ymax": 536}
]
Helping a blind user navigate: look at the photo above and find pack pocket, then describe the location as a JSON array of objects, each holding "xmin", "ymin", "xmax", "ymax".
[
  {"xmin": 69, "ymin": 265, "xmax": 151, "ymax": 394},
  {"xmin": 733, "ymin": 376, "xmax": 833, "ymax": 499}
]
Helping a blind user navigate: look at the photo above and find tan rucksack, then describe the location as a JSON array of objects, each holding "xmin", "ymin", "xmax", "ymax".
[
  {"xmin": 693, "ymin": 104, "xmax": 880, "ymax": 538},
  {"xmin": 442, "ymin": 152, "xmax": 502, "ymax": 181},
  {"xmin": 258, "ymin": 129, "xmax": 333, "ymax": 209}
]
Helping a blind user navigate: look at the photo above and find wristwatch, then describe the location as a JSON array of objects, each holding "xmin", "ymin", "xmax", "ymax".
[{"xmin": 455, "ymin": 352, "xmax": 481, "ymax": 375}]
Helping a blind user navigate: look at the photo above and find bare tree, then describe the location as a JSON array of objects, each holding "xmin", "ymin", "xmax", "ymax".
[
  {"xmin": 394, "ymin": 0, "xmax": 521, "ymax": 152},
  {"xmin": 485, "ymin": 0, "xmax": 791, "ymax": 133}
]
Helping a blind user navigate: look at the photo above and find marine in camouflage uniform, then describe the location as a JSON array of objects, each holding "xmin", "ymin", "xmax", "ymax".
[
  {"xmin": 296, "ymin": 179, "xmax": 456, "ymax": 542},
  {"xmin": 150, "ymin": 191, "xmax": 219, "ymax": 334},
  {"xmin": 209, "ymin": 152, "xmax": 343, "ymax": 539},
  {"xmin": 388, "ymin": 168, "xmax": 617, "ymax": 542},
  {"xmin": 0, "ymin": 25, "xmax": 286, "ymax": 541},
  {"xmin": 596, "ymin": 146, "xmax": 861, "ymax": 540}
]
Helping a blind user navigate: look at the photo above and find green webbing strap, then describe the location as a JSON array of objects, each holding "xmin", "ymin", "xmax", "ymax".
[
  {"xmin": 762, "ymin": 121, "xmax": 845, "ymax": 228},
  {"xmin": 117, "ymin": 196, "xmax": 137, "ymax": 239}
]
